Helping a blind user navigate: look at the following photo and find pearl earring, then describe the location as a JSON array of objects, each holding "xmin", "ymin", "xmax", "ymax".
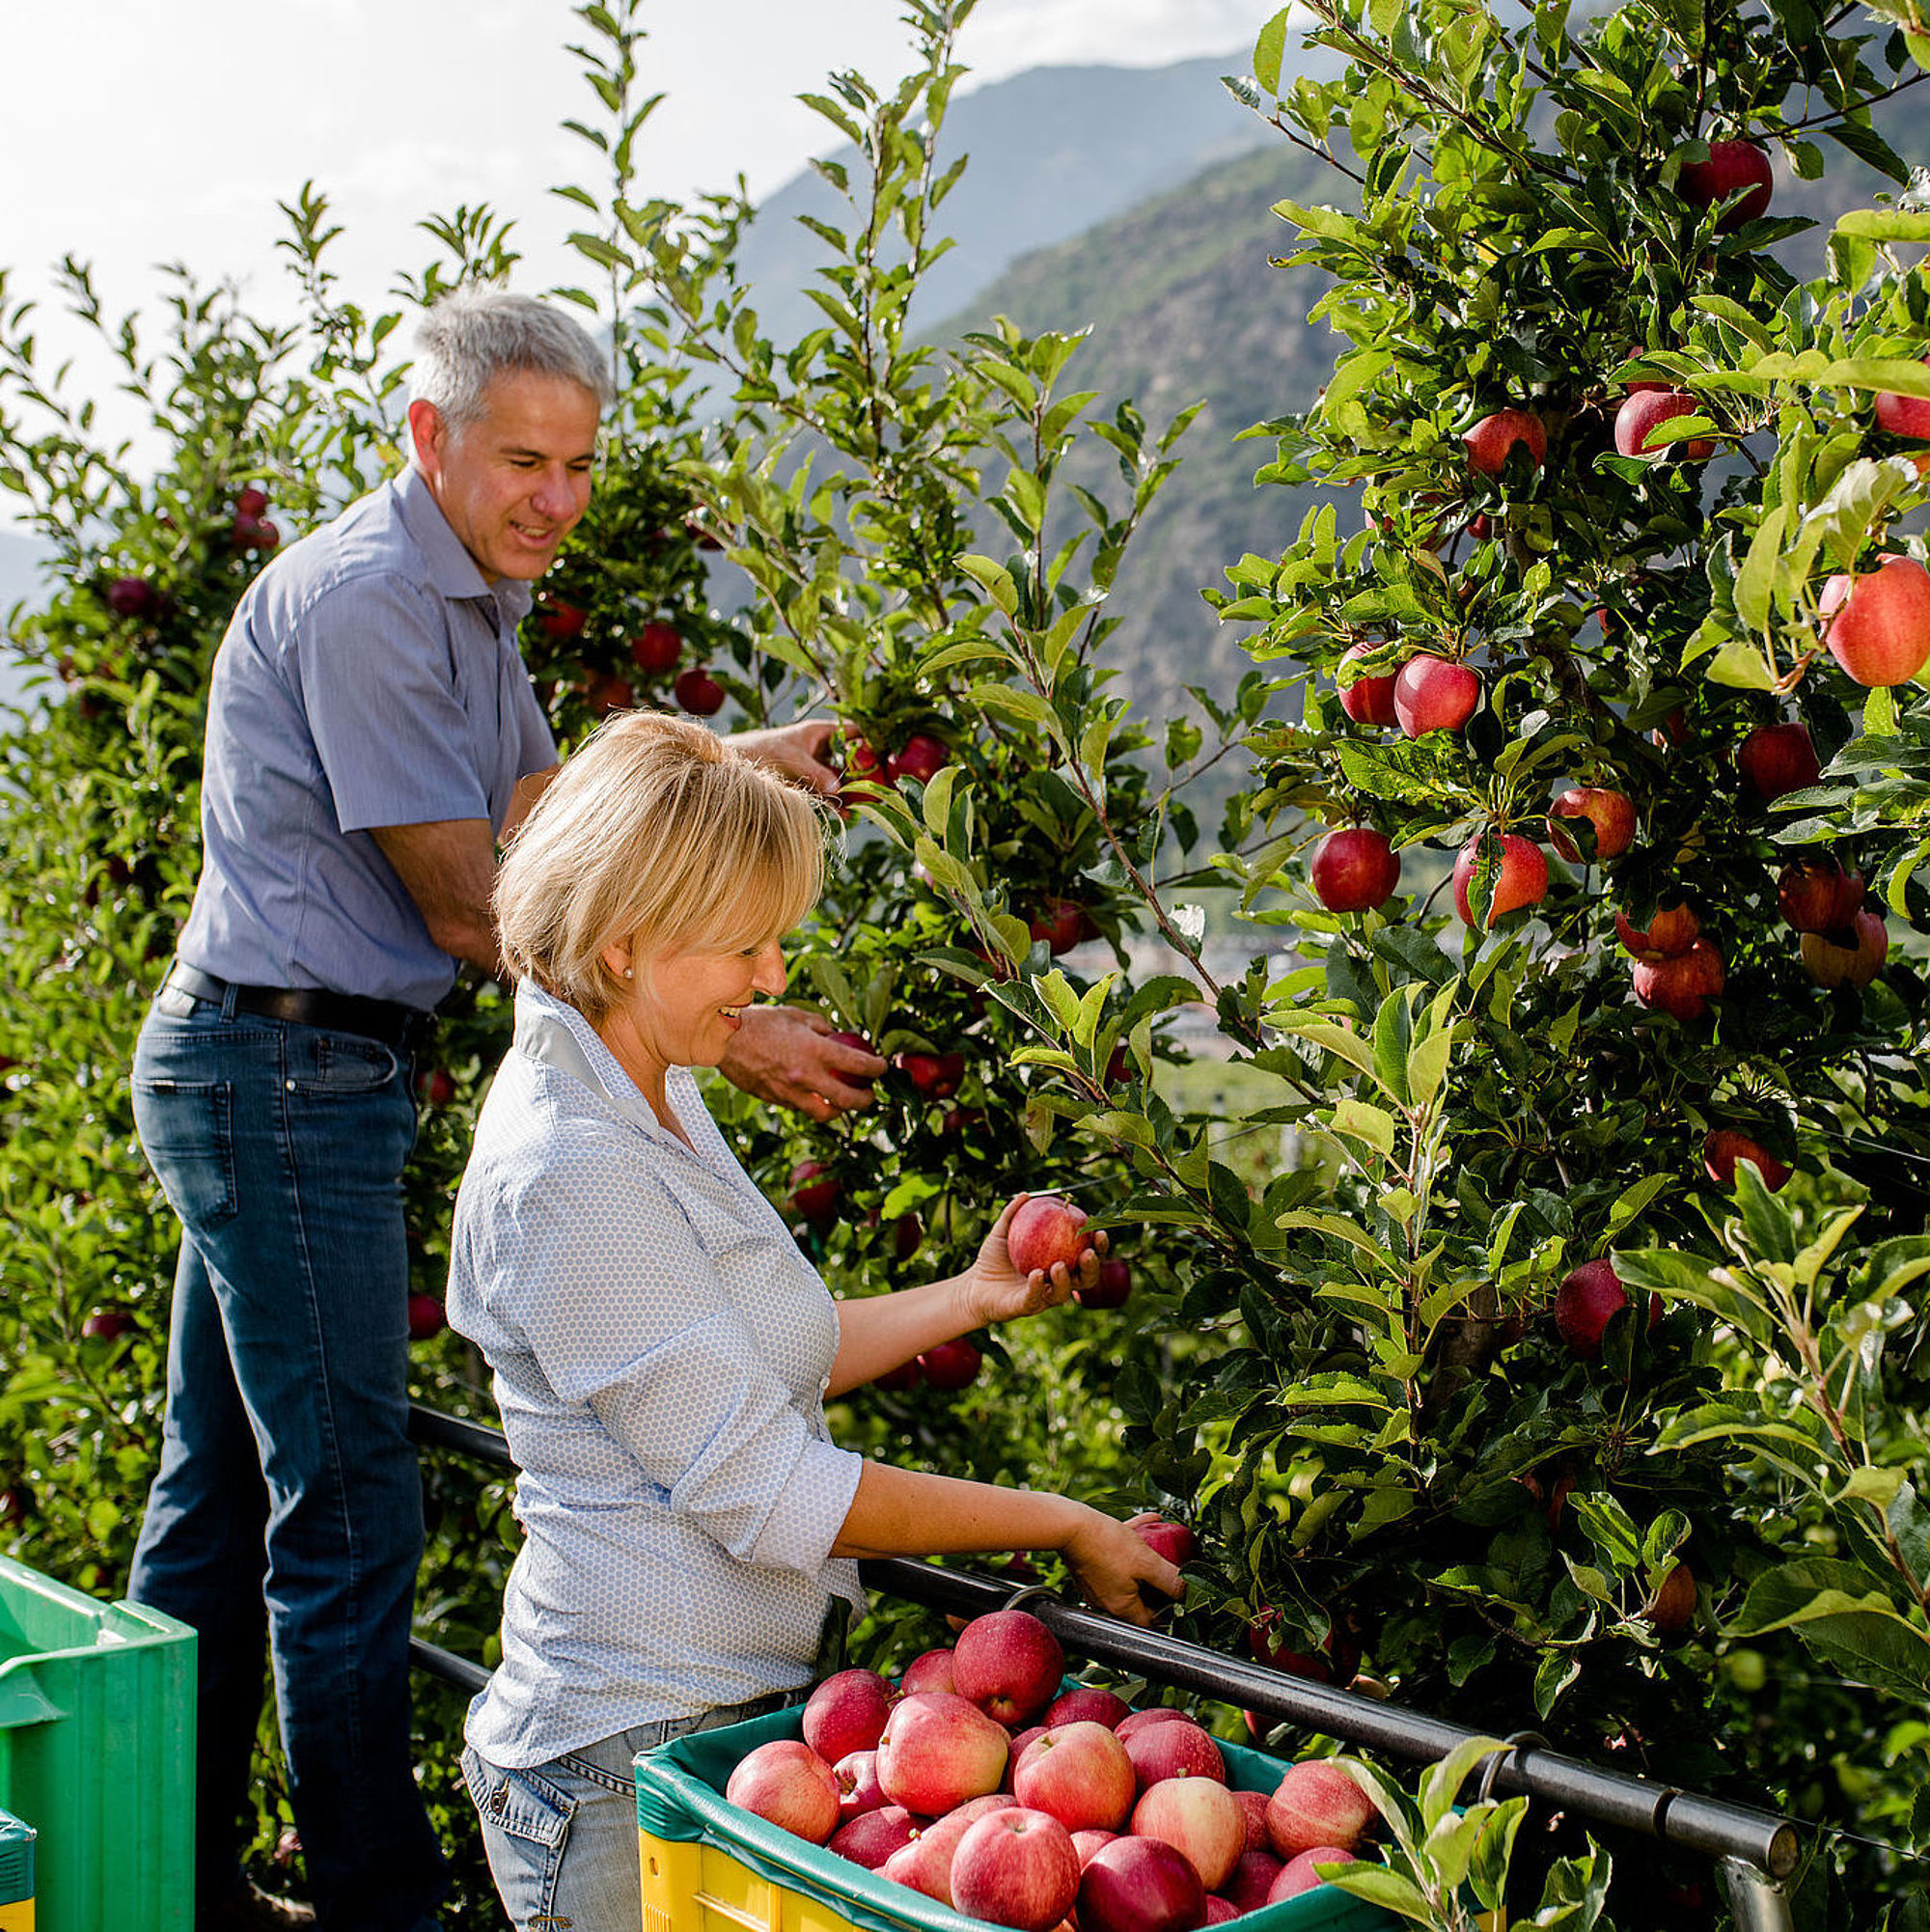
[{"xmin": 623, "ymin": 967, "xmax": 633, "ymax": 980}]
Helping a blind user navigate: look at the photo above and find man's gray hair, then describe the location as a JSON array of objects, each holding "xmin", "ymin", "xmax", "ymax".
[{"xmin": 409, "ymin": 288, "xmax": 614, "ymax": 431}]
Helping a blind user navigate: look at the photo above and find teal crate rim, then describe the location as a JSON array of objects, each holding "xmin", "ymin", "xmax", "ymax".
[
  {"xmin": 635, "ymin": 1702, "xmax": 1392, "ymax": 1932},
  {"xmin": 0, "ymin": 1804, "xmax": 29, "ymax": 1908}
]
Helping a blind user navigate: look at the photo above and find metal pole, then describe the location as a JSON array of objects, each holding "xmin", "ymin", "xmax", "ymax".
[{"xmin": 1721, "ymin": 1859, "xmax": 1797, "ymax": 1932}]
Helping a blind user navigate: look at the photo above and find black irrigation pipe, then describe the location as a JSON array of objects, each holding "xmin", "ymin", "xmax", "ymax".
[{"xmin": 404, "ymin": 1399, "xmax": 1798, "ymax": 1897}]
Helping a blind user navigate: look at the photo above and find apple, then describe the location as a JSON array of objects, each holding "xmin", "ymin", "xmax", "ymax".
[
  {"xmin": 787, "ymin": 1160, "xmax": 841, "ymax": 1228},
  {"xmin": 1229, "ymin": 1788, "xmax": 1274, "ymax": 1855},
  {"xmin": 1219, "ymin": 1846, "xmax": 1286, "ymax": 1911},
  {"xmin": 893, "ymin": 1212, "xmax": 924, "ymax": 1259},
  {"xmin": 585, "ymin": 669, "xmax": 635, "ymax": 716},
  {"xmin": 405, "ymin": 1293, "xmax": 446, "ymax": 1341},
  {"xmin": 1777, "ymin": 857, "xmax": 1863, "ymax": 934},
  {"xmin": 235, "ymin": 485, "xmax": 270, "ymax": 518},
  {"xmin": 1874, "ymin": 355, "xmax": 1930, "ymax": 439},
  {"xmin": 1451, "ymin": 834, "xmax": 1549, "ymax": 926},
  {"xmin": 1819, "ymin": 554, "xmax": 1930, "ymax": 687},
  {"xmin": 80, "ymin": 1308, "xmax": 134, "ymax": 1341},
  {"xmin": 1614, "ymin": 902, "xmax": 1699, "ymax": 958},
  {"xmin": 415, "ymin": 1065, "xmax": 457, "ymax": 1107},
  {"xmin": 673, "ymin": 666, "xmax": 726, "ymax": 715},
  {"xmin": 1310, "ymin": 828, "xmax": 1400, "ymax": 913},
  {"xmin": 1681, "ymin": 139, "xmax": 1775, "ymax": 229},
  {"xmin": 104, "ymin": 575, "xmax": 158, "ymax": 619},
  {"xmin": 536, "ymin": 597, "xmax": 588, "ymax": 642},
  {"xmin": 724, "ymin": 1737, "xmax": 841, "ymax": 1843},
  {"xmin": 1115, "ymin": 1706, "xmax": 1190, "ymax": 1743},
  {"xmin": 1266, "ymin": 1760, "xmax": 1375, "ymax": 1861},
  {"xmin": 1801, "ymin": 908, "xmax": 1889, "ymax": 988},
  {"xmin": 1006, "ymin": 1196, "xmax": 1093, "ymax": 1277},
  {"xmin": 918, "ymin": 1338, "xmax": 982, "ymax": 1392},
  {"xmin": 628, "ymin": 621, "xmax": 682, "ymax": 674},
  {"xmin": 875, "ymin": 1690, "xmax": 1009, "ymax": 1814},
  {"xmin": 896, "ymin": 1050, "xmax": 966, "ymax": 1098},
  {"xmin": 1547, "ymin": 786, "xmax": 1636, "ymax": 862},
  {"xmin": 1702, "ymin": 1129, "xmax": 1792, "ymax": 1192},
  {"xmin": 871, "ymin": 1359, "xmax": 922, "ymax": 1393},
  {"xmin": 1738, "ymin": 721, "xmax": 1820, "ymax": 800},
  {"xmin": 1029, "ymin": 899, "xmax": 1088, "ymax": 955},
  {"xmin": 1463, "ymin": 407, "xmax": 1547, "ymax": 477},
  {"xmin": 1337, "ymin": 643, "xmax": 1399, "ymax": 725},
  {"xmin": 889, "ymin": 733, "xmax": 950, "ymax": 786},
  {"xmin": 1132, "ymin": 1518, "xmax": 1198, "ymax": 1566},
  {"xmin": 1392, "ymin": 656, "xmax": 1481, "ymax": 736},
  {"xmin": 1078, "ymin": 1835, "xmax": 1208, "ymax": 1932},
  {"xmin": 881, "ymin": 1793, "xmax": 1016, "ymax": 1906},
  {"xmin": 1125, "ymin": 1717, "xmax": 1226, "ymax": 1792},
  {"xmin": 1632, "ymin": 939, "xmax": 1725, "ymax": 1019},
  {"xmin": 951, "ymin": 1807, "xmax": 1082, "ymax": 1932},
  {"xmin": 954, "ymin": 1609, "xmax": 1066, "ymax": 1726},
  {"xmin": 1133, "ymin": 1777, "xmax": 1246, "ymax": 1892},
  {"xmin": 232, "ymin": 512, "xmax": 281, "ymax": 552},
  {"xmin": 1078, "ymin": 1257, "xmax": 1133, "ymax": 1311},
  {"xmin": 829, "ymin": 1803, "xmax": 919, "ymax": 1868},
  {"xmin": 1006, "ymin": 1725, "xmax": 1048, "ymax": 1781},
  {"xmin": 834, "ymin": 1749, "xmax": 886, "ymax": 1824},
  {"xmin": 1044, "ymin": 1686, "xmax": 1132, "ymax": 1729},
  {"xmin": 1014, "ymin": 1721, "xmax": 1137, "ymax": 1833},
  {"xmin": 1613, "ymin": 389, "xmax": 1713, "ymax": 460},
  {"xmin": 1269, "ymin": 1846, "xmax": 1359, "ymax": 1900},
  {"xmin": 804, "ymin": 1667, "xmax": 896, "ymax": 1762},
  {"xmin": 1644, "ymin": 1562, "xmax": 1697, "ymax": 1633},
  {"xmin": 899, "ymin": 1647, "xmax": 958, "ymax": 1697},
  {"xmin": 1070, "ymin": 1829, "xmax": 1120, "ymax": 1869},
  {"xmin": 1555, "ymin": 1259, "xmax": 1628, "ymax": 1362}
]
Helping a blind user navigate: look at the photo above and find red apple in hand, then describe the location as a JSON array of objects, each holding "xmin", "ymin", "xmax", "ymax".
[
  {"xmin": 1078, "ymin": 1835, "xmax": 1207, "ymax": 1932},
  {"xmin": 1392, "ymin": 656, "xmax": 1481, "ymax": 736},
  {"xmin": 1547, "ymin": 786, "xmax": 1636, "ymax": 862},
  {"xmin": 1452, "ymin": 834, "xmax": 1549, "ymax": 926},
  {"xmin": 1680, "ymin": 139, "xmax": 1774, "ymax": 229},
  {"xmin": 1463, "ymin": 407, "xmax": 1547, "ymax": 476},
  {"xmin": 954, "ymin": 1609, "xmax": 1065, "ymax": 1726},
  {"xmin": 1337, "ymin": 643, "xmax": 1398, "ymax": 725},
  {"xmin": 951, "ymin": 1807, "xmax": 1082, "ymax": 1932},
  {"xmin": 1007, "ymin": 1196, "xmax": 1092, "ymax": 1277},
  {"xmin": 725, "ymin": 1738, "xmax": 841, "ymax": 1842},
  {"xmin": 1310, "ymin": 828, "xmax": 1400, "ymax": 912},
  {"xmin": 1132, "ymin": 1517, "xmax": 1198, "ymax": 1566},
  {"xmin": 1820, "ymin": 554, "xmax": 1930, "ymax": 687}
]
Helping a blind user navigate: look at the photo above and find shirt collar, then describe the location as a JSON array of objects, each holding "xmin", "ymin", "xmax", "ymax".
[
  {"xmin": 512, "ymin": 980, "xmax": 687, "ymax": 1147},
  {"xmin": 391, "ymin": 464, "xmax": 534, "ymax": 629}
]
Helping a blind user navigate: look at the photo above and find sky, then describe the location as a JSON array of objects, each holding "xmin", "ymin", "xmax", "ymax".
[{"xmin": 0, "ymin": 0, "xmax": 1265, "ymax": 487}]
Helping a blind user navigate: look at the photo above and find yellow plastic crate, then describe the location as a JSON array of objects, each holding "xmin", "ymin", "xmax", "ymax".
[
  {"xmin": 636, "ymin": 1704, "xmax": 1395, "ymax": 1932},
  {"xmin": 0, "ymin": 1903, "xmax": 32, "ymax": 1932}
]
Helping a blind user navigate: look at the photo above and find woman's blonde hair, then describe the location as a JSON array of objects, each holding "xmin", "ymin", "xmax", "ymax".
[{"xmin": 495, "ymin": 710, "xmax": 829, "ymax": 1021}]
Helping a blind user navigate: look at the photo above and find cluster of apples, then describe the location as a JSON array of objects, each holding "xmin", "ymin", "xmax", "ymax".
[{"xmin": 722, "ymin": 1603, "xmax": 1380, "ymax": 1932}]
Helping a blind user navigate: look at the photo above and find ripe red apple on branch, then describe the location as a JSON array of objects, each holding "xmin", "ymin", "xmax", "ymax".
[
  {"xmin": 1613, "ymin": 389, "xmax": 1714, "ymax": 461},
  {"xmin": 1078, "ymin": 1256, "xmax": 1133, "ymax": 1311},
  {"xmin": 1554, "ymin": 1258, "xmax": 1648, "ymax": 1361},
  {"xmin": 1819, "ymin": 554, "xmax": 1930, "ymax": 687},
  {"xmin": 1462, "ymin": 407, "xmax": 1547, "ymax": 477},
  {"xmin": 1632, "ymin": 938, "xmax": 1724, "ymax": 1020},
  {"xmin": 673, "ymin": 666, "xmax": 726, "ymax": 716},
  {"xmin": 1703, "ymin": 1129, "xmax": 1792, "ymax": 1192},
  {"xmin": 895, "ymin": 1050, "xmax": 966, "ymax": 1098},
  {"xmin": 1392, "ymin": 655, "xmax": 1481, "ymax": 737},
  {"xmin": 1614, "ymin": 901, "xmax": 1699, "ymax": 959},
  {"xmin": 1738, "ymin": 721, "xmax": 1821, "ymax": 801},
  {"xmin": 787, "ymin": 1160, "xmax": 841, "ymax": 1228},
  {"xmin": 628, "ymin": 621, "xmax": 682, "ymax": 674},
  {"xmin": 918, "ymin": 1338, "xmax": 982, "ymax": 1391},
  {"xmin": 1547, "ymin": 785, "xmax": 1636, "ymax": 862},
  {"xmin": 888, "ymin": 732, "xmax": 951, "ymax": 786},
  {"xmin": 1310, "ymin": 828, "xmax": 1400, "ymax": 913},
  {"xmin": 1336, "ymin": 642, "xmax": 1398, "ymax": 725},
  {"xmin": 1777, "ymin": 857, "xmax": 1863, "ymax": 934},
  {"xmin": 1679, "ymin": 138, "xmax": 1775, "ymax": 229},
  {"xmin": 1874, "ymin": 354, "xmax": 1930, "ymax": 440},
  {"xmin": 1801, "ymin": 908, "xmax": 1889, "ymax": 989},
  {"xmin": 1451, "ymin": 833, "xmax": 1549, "ymax": 927}
]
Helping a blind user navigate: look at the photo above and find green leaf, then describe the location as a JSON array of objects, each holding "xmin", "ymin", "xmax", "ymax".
[
  {"xmin": 1733, "ymin": 504, "xmax": 1786, "ymax": 635},
  {"xmin": 1253, "ymin": 10, "xmax": 1290, "ymax": 94},
  {"xmin": 1332, "ymin": 1098, "xmax": 1398, "ymax": 1157},
  {"xmin": 1702, "ymin": 636, "xmax": 1778, "ymax": 690},
  {"xmin": 958, "ymin": 554, "xmax": 1019, "ymax": 616}
]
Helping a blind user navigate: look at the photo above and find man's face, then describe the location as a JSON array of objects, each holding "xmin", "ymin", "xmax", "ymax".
[{"xmin": 410, "ymin": 370, "xmax": 600, "ymax": 583}]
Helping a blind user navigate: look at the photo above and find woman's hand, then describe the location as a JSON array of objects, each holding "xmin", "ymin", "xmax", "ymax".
[
  {"xmin": 1062, "ymin": 1506, "xmax": 1183, "ymax": 1628},
  {"xmin": 965, "ymin": 1193, "xmax": 1108, "ymax": 1326}
]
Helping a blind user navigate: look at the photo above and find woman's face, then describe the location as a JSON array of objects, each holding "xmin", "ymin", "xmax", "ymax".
[{"xmin": 619, "ymin": 934, "xmax": 788, "ymax": 1071}]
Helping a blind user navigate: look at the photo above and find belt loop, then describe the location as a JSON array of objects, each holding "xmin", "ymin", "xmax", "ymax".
[{"xmin": 219, "ymin": 979, "xmax": 240, "ymax": 1021}]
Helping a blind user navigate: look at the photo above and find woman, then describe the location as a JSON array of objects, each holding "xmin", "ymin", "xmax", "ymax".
[{"xmin": 448, "ymin": 710, "xmax": 1180, "ymax": 1929}]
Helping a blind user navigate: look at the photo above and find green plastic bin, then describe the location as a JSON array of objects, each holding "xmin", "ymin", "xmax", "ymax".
[
  {"xmin": 0, "ymin": 1557, "xmax": 193, "ymax": 1932},
  {"xmin": 0, "ymin": 1806, "xmax": 32, "ymax": 1903},
  {"xmin": 635, "ymin": 1702, "xmax": 1397, "ymax": 1932}
]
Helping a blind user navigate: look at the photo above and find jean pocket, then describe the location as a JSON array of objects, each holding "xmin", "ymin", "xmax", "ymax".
[
  {"xmin": 131, "ymin": 1078, "xmax": 240, "ymax": 1229},
  {"xmin": 285, "ymin": 1032, "xmax": 400, "ymax": 1098},
  {"xmin": 462, "ymin": 1745, "xmax": 575, "ymax": 1853}
]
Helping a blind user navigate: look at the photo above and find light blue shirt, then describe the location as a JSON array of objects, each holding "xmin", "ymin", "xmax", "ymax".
[
  {"xmin": 449, "ymin": 981, "xmax": 866, "ymax": 1768},
  {"xmin": 177, "ymin": 465, "xmax": 558, "ymax": 1008}
]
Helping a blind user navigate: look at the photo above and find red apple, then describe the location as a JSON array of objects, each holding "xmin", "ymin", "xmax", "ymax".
[
  {"xmin": 405, "ymin": 1293, "xmax": 446, "ymax": 1341},
  {"xmin": 1555, "ymin": 1259, "xmax": 1628, "ymax": 1362},
  {"xmin": 1644, "ymin": 1562, "xmax": 1697, "ymax": 1633},
  {"xmin": 1115, "ymin": 1706, "xmax": 1190, "ymax": 1743},
  {"xmin": 585, "ymin": 669, "xmax": 635, "ymax": 716},
  {"xmin": 1463, "ymin": 407, "xmax": 1547, "ymax": 477},
  {"xmin": 918, "ymin": 1339, "xmax": 982, "ymax": 1392},
  {"xmin": 232, "ymin": 513, "xmax": 281, "ymax": 552},
  {"xmin": 415, "ymin": 1065, "xmax": 457, "ymax": 1106},
  {"xmin": 1014, "ymin": 1722, "xmax": 1138, "ymax": 1833},
  {"xmin": 1739, "ymin": 721, "xmax": 1820, "ymax": 800},
  {"xmin": 899, "ymin": 1647, "xmax": 958, "ymax": 1697},
  {"xmin": 1134, "ymin": 1777, "xmax": 1247, "ymax": 1892},
  {"xmin": 1007, "ymin": 1196, "xmax": 1093, "ymax": 1278},
  {"xmin": 1220, "ymin": 1846, "xmax": 1286, "ymax": 1911},
  {"xmin": 1078, "ymin": 1835, "xmax": 1208, "ymax": 1932},
  {"xmin": 1614, "ymin": 389, "xmax": 1713, "ymax": 460},
  {"xmin": 833, "ymin": 1749, "xmax": 886, "ymax": 1824},
  {"xmin": 536, "ymin": 597, "xmax": 588, "ymax": 641},
  {"xmin": 1452, "ymin": 834, "xmax": 1549, "ymax": 926},
  {"xmin": 1778, "ymin": 857, "xmax": 1863, "ymax": 934},
  {"xmin": 1044, "ymin": 1686, "xmax": 1132, "ymax": 1729},
  {"xmin": 628, "ymin": 621, "xmax": 682, "ymax": 674},
  {"xmin": 1310, "ymin": 828, "xmax": 1400, "ymax": 913},
  {"xmin": 1270, "ymin": 1846, "xmax": 1360, "ymax": 1900},
  {"xmin": 804, "ymin": 1668, "xmax": 896, "ymax": 1763},
  {"xmin": 235, "ymin": 485, "xmax": 270, "ymax": 518},
  {"xmin": 673, "ymin": 666, "xmax": 726, "ymax": 715},
  {"xmin": 871, "ymin": 1359, "xmax": 923, "ymax": 1393},
  {"xmin": 80, "ymin": 1308, "xmax": 134, "ymax": 1341},
  {"xmin": 875, "ymin": 1690, "xmax": 1009, "ymax": 1814},
  {"xmin": 1702, "ymin": 1129, "xmax": 1792, "ymax": 1192},
  {"xmin": 1874, "ymin": 356, "xmax": 1930, "ymax": 440},
  {"xmin": 954, "ymin": 1610, "xmax": 1065, "ymax": 1726},
  {"xmin": 881, "ymin": 1793, "xmax": 1015, "ymax": 1906},
  {"xmin": 1632, "ymin": 939, "xmax": 1725, "ymax": 1019},
  {"xmin": 1231, "ymin": 1788, "xmax": 1274, "ymax": 1854},
  {"xmin": 1026, "ymin": 898, "xmax": 1088, "ymax": 955},
  {"xmin": 1614, "ymin": 902, "xmax": 1700, "ymax": 959},
  {"xmin": 1125, "ymin": 1718, "xmax": 1226, "ymax": 1793},
  {"xmin": 1266, "ymin": 1760, "xmax": 1375, "ymax": 1860},
  {"xmin": 1337, "ymin": 643, "xmax": 1399, "ymax": 725},
  {"xmin": 725, "ymin": 1738, "xmax": 841, "ymax": 1843},
  {"xmin": 1681, "ymin": 139, "xmax": 1775, "ymax": 229},
  {"xmin": 1078, "ymin": 1257, "xmax": 1133, "ymax": 1311},
  {"xmin": 787, "ymin": 1160, "xmax": 841, "ymax": 1228},
  {"xmin": 1801, "ymin": 908, "xmax": 1889, "ymax": 988},
  {"xmin": 896, "ymin": 1050, "xmax": 966, "ymax": 1098},
  {"xmin": 889, "ymin": 733, "xmax": 950, "ymax": 786},
  {"xmin": 829, "ymin": 1803, "xmax": 919, "ymax": 1868},
  {"xmin": 1071, "ymin": 1829, "xmax": 1120, "ymax": 1869},
  {"xmin": 1820, "ymin": 555, "xmax": 1930, "ymax": 687},
  {"xmin": 105, "ymin": 575, "xmax": 158, "ymax": 619},
  {"xmin": 951, "ymin": 1807, "xmax": 1082, "ymax": 1932},
  {"xmin": 1392, "ymin": 656, "xmax": 1481, "ymax": 736},
  {"xmin": 1132, "ymin": 1519, "xmax": 1198, "ymax": 1567},
  {"xmin": 1547, "ymin": 786, "xmax": 1636, "ymax": 862}
]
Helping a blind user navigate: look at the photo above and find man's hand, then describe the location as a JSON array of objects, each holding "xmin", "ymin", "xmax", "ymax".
[
  {"xmin": 717, "ymin": 1005, "xmax": 887, "ymax": 1118},
  {"xmin": 730, "ymin": 718, "xmax": 840, "ymax": 797}
]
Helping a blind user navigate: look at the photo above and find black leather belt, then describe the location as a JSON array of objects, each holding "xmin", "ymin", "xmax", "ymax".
[{"xmin": 163, "ymin": 963, "xmax": 429, "ymax": 1052}]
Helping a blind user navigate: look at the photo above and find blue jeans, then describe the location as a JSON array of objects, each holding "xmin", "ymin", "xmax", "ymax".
[
  {"xmin": 126, "ymin": 984, "xmax": 446, "ymax": 1931},
  {"xmin": 460, "ymin": 1691, "xmax": 804, "ymax": 1932}
]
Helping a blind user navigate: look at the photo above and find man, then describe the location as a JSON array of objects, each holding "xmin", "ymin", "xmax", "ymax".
[{"xmin": 127, "ymin": 288, "xmax": 883, "ymax": 1932}]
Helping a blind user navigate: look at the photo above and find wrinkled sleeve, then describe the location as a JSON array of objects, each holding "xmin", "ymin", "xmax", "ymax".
[{"xmin": 485, "ymin": 1135, "xmax": 861, "ymax": 1578}]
